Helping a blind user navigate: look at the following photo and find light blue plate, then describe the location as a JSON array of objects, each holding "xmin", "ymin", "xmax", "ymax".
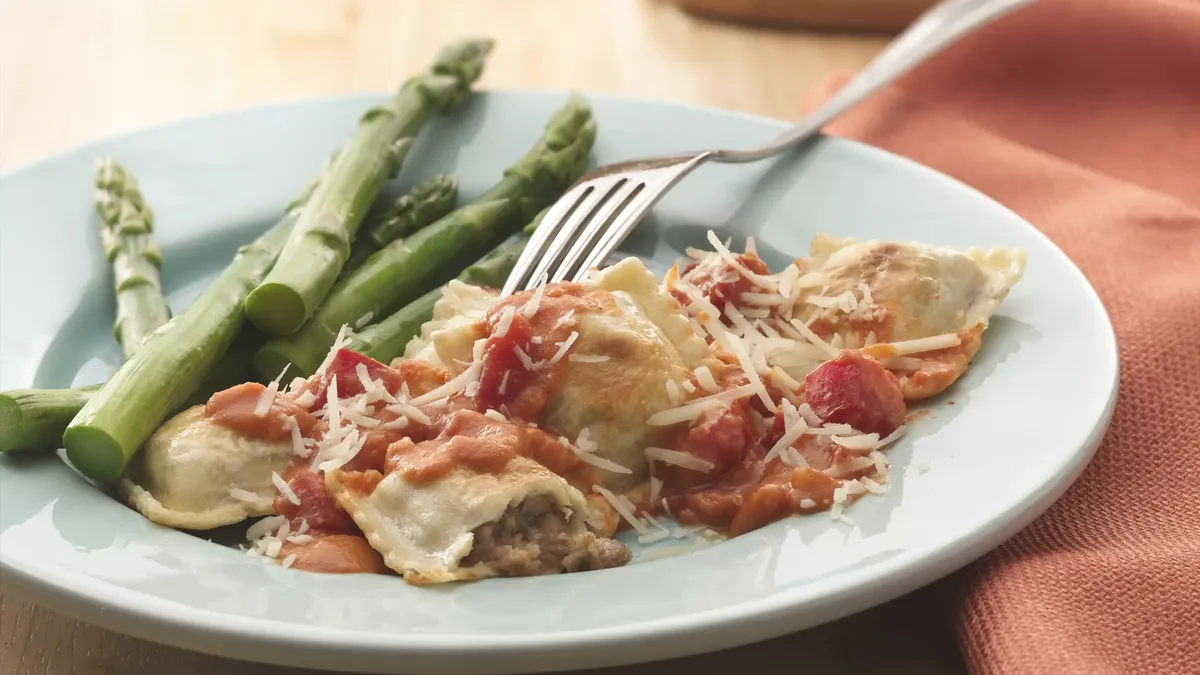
[{"xmin": 0, "ymin": 91, "xmax": 1117, "ymax": 674}]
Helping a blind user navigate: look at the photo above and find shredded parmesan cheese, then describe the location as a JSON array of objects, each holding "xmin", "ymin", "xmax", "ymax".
[
  {"xmin": 806, "ymin": 423, "xmax": 856, "ymax": 436},
  {"xmin": 858, "ymin": 281, "xmax": 874, "ymax": 306},
  {"xmin": 861, "ymin": 477, "xmax": 889, "ymax": 494},
  {"xmin": 548, "ymin": 331, "xmax": 579, "ymax": 366},
  {"xmin": 727, "ymin": 335, "xmax": 776, "ymax": 412},
  {"xmin": 645, "ymin": 446, "xmax": 715, "ymax": 472},
  {"xmin": 592, "ymin": 486, "xmax": 652, "ymax": 535},
  {"xmin": 666, "ymin": 380, "xmax": 682, "ymax": 406},
  {"xmin": 283, "ymin": 416, "xmax": 308, "ymax": 458},
  {"xmin": 325, "ymin": 376, "xmax": 342, "ymax": 441},
  {"xmin": 495, "ymin": 306, "xmax": 516, "ymax": 338},
  {"xmin": 553, "ymin": 308, "xmax": 576, "ymax": 328},
  {"xmin": 787, "ymin": 318, "xmax": 839, "ymax": 358},
  {"xmin": 826, "ymin": 455, "xmax": 876, "ymax": 478},
  {"xmin": 342, "ymin": 407, "xmax": 380, "ymax": 428},
  {"xmin": 381, "ymin": 416, "xmax": 409, "ymax": 430},
  {"xmin": 571, "ymin": 447, "xmax": 633, "ymax": 474},
  {"xmin": 316, "ymin": 324, "xmax": 352, "ymax": 376},
  {"xmin": 522, "ymin": 273, "xmax": 547, "ymax": 318},
  {"xmin": 882, "ymin": 332, "xmax": 961, "ymax": 356},
  {"xmin": 409, "ymin": 362, "xmax": 480, "ymax": 405},
  {"xmin": 254, "ymin": 365, "xmax": 290, "ymax": 418},
  {"xmin": 832, "ymin": 433, "xmax": 881, "ymax": 452},
  {"xmin": 694, "ymin": 366, "xmax": 719, "ymax": 393},
  {"xmin": 706, "ymin": 230, "xmax": 777, "ymax": 291},
  {"xmin": 513, "ymin": 345, "xmax": 536, "ymax": 371},
  {"xmin": 229, "ymin": 488, "xmax": 259, "ymax": 502},
  {"xmin": 797, "ymin": 402, "xmax": 822, "ymax": 426},
  {"xmin": 385, "ymin": 402, "xmax": 430, "ymax": 426},
  {"xmin": 649, "ymin": 477, "xmax": 663, "ymax": 503},
  {"xmin": 294, "ymin": 390, "xmax": 317, "ymax": 409},
  {"xmin": 764, "ymin": 400, "xmax": 809, "ymax": 464},
  {"xmin": 645, "ymin": 383, "xmax": 755, "ymax": 426},
  {"xmin": 874, "ymin": 425, "xmax": 907, "ymax": 449},
  {"xmin": 272, "ymin": 471, "xmax": 300, "ymax": 505}
]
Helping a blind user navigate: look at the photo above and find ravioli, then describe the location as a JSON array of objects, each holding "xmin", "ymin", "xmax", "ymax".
[
  {"xmin": 326, "ymin": 455, "xmax": 619, "ymax": 585},
  {"xmin": 794, "ymin": 234, "xmax": 1025, "ymax": 400},
  {"xmin": 413, "ymin": 259, "xmax": 717, "ymax": 489},
  {"xmin": 796, "ymin": 233, "xmax": 1026, "ymax": 346},
  {"xmin": 403, "ymin": 280, "xmax": 496, "ymax": 368},
  {"xmin": 119, "ymin": 406, "xmax": 294, "ymax": 530},
  {"xmin": 544, "ymin": 258, "xmax": 715, "ymax": 488}
]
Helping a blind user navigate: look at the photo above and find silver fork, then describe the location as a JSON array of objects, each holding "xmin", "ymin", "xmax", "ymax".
[{"xmin": 502, "ymin": 0, "xmax": 1035, "ymax": 296}]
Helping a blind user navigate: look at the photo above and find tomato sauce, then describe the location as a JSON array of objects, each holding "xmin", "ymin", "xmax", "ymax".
[
  {"xmin": 382, "ymin": 409, "xmax": 595, "ymax": 487},
  {"xmin": 280, "ymin": 534, "xmax": 390, "ymax": 575},
  {"xmin": 300, "ymin": 349, "xmax": 447, "ymax": 410},
  {"xmin": 652, "ymin": 349, "xmax": 905, "ymax": 536},
  {"xmin": 205, "ymin": 382, "xmax": 318, "ymax": 442},
  {"xmin": 671, "ymin": 252, "xmax": 771, "ymax": 310},
  {"xmin": 274, "ymin": 466, "xmax": 358, "ymax": 535}
]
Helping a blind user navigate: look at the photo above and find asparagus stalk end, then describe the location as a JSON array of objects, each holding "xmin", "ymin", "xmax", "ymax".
[{"xmin": 63, "ymin": 425, "xmax": 125, "ymax": 482}]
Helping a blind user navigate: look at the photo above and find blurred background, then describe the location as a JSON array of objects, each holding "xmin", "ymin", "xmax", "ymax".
[{"xmin": 0, "ymin": 0, "xmax": 911, "ymax": 171}]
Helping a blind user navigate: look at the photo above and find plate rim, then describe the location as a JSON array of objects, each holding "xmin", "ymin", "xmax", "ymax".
[{"xmin": 0, "ymin": 89, "xmax": 1120, "ymax": 674}]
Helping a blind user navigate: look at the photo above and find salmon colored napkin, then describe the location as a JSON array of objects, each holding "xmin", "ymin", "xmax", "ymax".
[{"xmin": 806, "ymin": 0, "xmax": 1200, "ymax": 672}]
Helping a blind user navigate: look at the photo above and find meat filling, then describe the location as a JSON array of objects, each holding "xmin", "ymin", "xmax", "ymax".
[{"xmin": 462, "ymin": 494, "xmax": 632, "ymax": 576}]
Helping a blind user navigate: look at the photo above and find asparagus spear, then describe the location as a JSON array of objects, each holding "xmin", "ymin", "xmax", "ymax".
[
  {"xmin": 63, "ymin": 219, "xmax": 295, "ymax": 482},
  {"xmin": 0, "ymin": 145, "xmax": 346, "ymax": 457},
  {"xmin": 0, "ymin": 328, "xmax": 270, "ymax": 455},
  {"xmin": 0, "ymin": 386, "xmax": 100, "ymax": 454},
  {"xmin": 343, "ymin": 174, "xmax": 458, "ymax": 272},
  {"xmin": 350, "ymin": 231, "xmax": 534, "ymax": 364},
  {"xmin": 94, "ymin": 158, "xmax": 172, "ymax": 359},
  {"xmin": 245, "ymin": 38, "xmax": 494, "ymax": 336},
  {"xmin": 252, "ymin": 95, "xmax": 596, "ymax": 378}
]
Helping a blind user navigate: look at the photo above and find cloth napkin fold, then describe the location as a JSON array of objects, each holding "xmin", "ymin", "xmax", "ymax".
[{"xmin": 808, "ymin": 0, "xmax": 1200, "ymax": 672}]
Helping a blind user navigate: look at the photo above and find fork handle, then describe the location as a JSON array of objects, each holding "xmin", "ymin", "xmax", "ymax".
[{"xmin": 709, "ymin": 0, "xmax": 1037, "ymax": 164}]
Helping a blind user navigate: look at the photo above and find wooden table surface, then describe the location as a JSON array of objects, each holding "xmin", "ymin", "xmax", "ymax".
[{"xmin": 0, "ymin": 1, "xmax": 965, "ymax": 673}]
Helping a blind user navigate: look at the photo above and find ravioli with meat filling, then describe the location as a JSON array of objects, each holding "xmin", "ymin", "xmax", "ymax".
[{"xmin": 326, "ymin": 410, "xmax": 630, "ymax": 585}]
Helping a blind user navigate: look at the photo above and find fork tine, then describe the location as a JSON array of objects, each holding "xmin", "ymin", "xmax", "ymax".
[
  {"xmin": 570, "ymin": 155, "xmax": 710, "ymax": 281},
  {"xmin": 501, "ymin": 187, "xmax": 587, "ymax": 297},
  {"xmin": 525, "ymin": 176, "xmax": 624, "ymax": 291},
  {"xmin": 570, "ymin": 179, "xmax": 663, "ymax": 281},
  {"xmin": 549, "ymin": 178, "xmax": 641, "ymax": 283}
]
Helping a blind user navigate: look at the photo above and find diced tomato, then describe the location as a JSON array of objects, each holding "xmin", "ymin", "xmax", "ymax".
[
  {"xmin": 804, "ymin": 350, "xmax": 906, "ymax": 436},
  {"xmin": 660, "ymin": 401, "xmax": 756, "ymax": 491},
  {"xmin": 275, "ymin": 466, "xmax": 357, "ymax": 535},
  {"xmin": 304, "ymin": 349, "xmax": 402, "ymax": 410},
  {"xmin": 474, "ymin": 314, "xmax": 533, "ymax": 414}
]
